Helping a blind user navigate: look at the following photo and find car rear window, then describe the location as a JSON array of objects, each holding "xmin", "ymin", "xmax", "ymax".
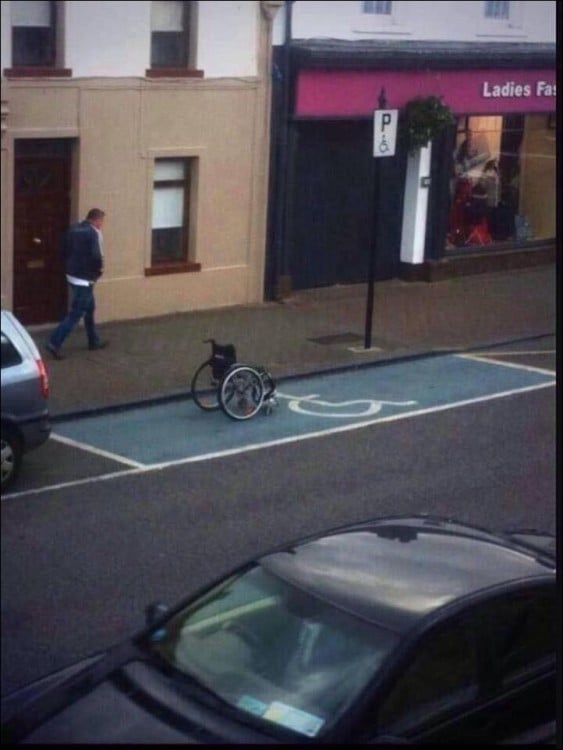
[{"xmin": 1, "ymin": 333, "xmax": 23, "ymax": 369}]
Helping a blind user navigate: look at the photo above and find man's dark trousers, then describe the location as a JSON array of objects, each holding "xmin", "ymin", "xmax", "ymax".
[{"xmin": 49, "ymin": 283, "xmax": 101, "ymax": 349}]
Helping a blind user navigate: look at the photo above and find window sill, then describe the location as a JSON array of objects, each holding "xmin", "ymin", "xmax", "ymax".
[
  {"xmin": 4, "ymin": 67, "xmax": 72, "ymax": 78},
  {"xmin": 445, "ymin": 237, "xmax": 555, "ymax": 256},
  {"xmin": 145, "ymin": 262, "xmax": 201, "ymax": 277},
  {"xmin": 146, "ymin": 68, "xmax": 204, "ymax": 78},
  {"xmin": 352, "ymin": 28, "xmax": 412, "ymax": 35},
  {"xmin": 475, "ymin": 31, "xmax": 527, "ymax": 39}
]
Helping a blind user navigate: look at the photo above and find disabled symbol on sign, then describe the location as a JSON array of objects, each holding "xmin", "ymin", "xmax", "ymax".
[{"xmin": 379, "ymin": 135, "xmax": 390, "ymax": 154}]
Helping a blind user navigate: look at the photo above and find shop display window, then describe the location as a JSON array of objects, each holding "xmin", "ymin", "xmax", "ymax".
[{"xmin": 447, "ymin": 114, "xmax": 555, "ymax": 251}]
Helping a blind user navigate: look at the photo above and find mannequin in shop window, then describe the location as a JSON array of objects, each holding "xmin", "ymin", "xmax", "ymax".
[
  {"xmin": 454, "ymin": 130, "xmax": 489, "ymax": 178},
  {"xmin": 484, "ymin": 160, "xmax": 517, "ymax": 242},
  {"xmin": 448, "ymin": 130, "xmax": 491, "ymax": 247},
  {"xmin": 478, "ymin": 158, "xmax": 502, "ymax": 241},
  {"xmin": 479, "ymin": 159, "xmax": 500, "ymax": 212},
  {"xmin": 464, "ymin": 183, "xmax": 492, "ymax": 245}
]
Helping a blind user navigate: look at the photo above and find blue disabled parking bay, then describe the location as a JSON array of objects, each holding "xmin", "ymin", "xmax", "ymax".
[{"xmin": 53, "ymin": 354, "xmax": 555, "ymax": 467}]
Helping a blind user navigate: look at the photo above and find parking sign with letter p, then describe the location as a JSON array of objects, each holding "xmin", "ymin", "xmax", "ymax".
[{"xmin": 373, "ymin": 109, "xmax": 398, "ymax": 158}]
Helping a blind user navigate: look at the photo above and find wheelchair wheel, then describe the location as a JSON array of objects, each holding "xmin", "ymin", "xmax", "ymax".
[
  {"xmin": 191, "ymin": 360, "xmax": 220, "ymax": 411},
  {"xmin": 219, "ymin": 366, "xmax": 264, "ymax": 420}
]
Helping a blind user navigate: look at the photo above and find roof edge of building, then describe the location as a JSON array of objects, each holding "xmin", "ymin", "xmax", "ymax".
[{"xmin": 288, "ymin": 39, "xmax": 556, "ymax": 70}]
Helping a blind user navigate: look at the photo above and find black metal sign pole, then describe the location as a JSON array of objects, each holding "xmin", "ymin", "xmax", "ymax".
[
  {"xmin": 364, "ymin": 158, "xmax": 378, "ymax": 350},
  {"xmin": 364, "ymin": 88, "xmax": 387, "ymax": 350}
]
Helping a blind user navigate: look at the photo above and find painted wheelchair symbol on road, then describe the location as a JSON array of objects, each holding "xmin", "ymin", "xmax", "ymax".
[{"xmin": 277, "ymin": 391, "xmax": 418, "ymax": 418}]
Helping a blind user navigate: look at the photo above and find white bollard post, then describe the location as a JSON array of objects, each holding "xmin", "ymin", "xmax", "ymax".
[{"xmin": 400, "ymin": 142, "xmax": 432, "ymax": 265}]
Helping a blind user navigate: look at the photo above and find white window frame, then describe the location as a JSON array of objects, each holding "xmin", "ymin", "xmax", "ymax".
[
  {"xmin": 477, "ymin": 0, "xmax": 526, "ymax": 38},
  {"xmin": 144, "ymin": 147, "xmax": 203, "ymax": 272},
  {"xmin": 11, "ymin": 0, "xmax": 58, "ymax": 67},
  {"xmin": 362, "ymin": 1, "xmax": 393, "ymax": 15},
  {"xmin": 150, "ymin": 0, "xmax": 196, "ymax": 70},
  {"xmin": 484, "ymin": 1, "xmax": 510, "ymax": 20},
  {"xmin": 353, "ymin": 0, "xmax": 410, "ymax": 35}
]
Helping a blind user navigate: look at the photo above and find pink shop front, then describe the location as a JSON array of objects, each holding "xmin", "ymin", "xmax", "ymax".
[{"xmin": 269, "ymin": 51, "xmax": 556, "ymax": 292}]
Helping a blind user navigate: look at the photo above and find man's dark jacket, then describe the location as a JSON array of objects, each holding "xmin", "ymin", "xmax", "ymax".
[{"xmin": 61, "ymin": 221, "xmax": 103, "ymax": 282}]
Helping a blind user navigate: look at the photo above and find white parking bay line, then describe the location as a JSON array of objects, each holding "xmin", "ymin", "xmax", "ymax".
[
  {"xmin": 470, "ymin": 350, "xmax": 555, "ymax": 357},
  {"xmin": 2, "ymin": 467, "xmax": 147, "ymax": 501},
  {"xmin": 459, "ymin": 353, "xmax": 556, "ymax": 377},
  {"xmin": 2, "ymin": 379, "xmax": 555, "ymax": 502},
  {"xmin": 51, "ymin": 433, "xmax": 146, "ymax": 469}
]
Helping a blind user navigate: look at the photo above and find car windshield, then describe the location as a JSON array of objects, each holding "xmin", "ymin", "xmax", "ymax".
[{"xmin": 148, "ymin": 564, "xmax": 399, "ymax": 739}]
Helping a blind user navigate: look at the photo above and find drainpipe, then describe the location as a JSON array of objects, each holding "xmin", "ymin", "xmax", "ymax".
[
  {"xmin": 1, "ymin": 75, "xmax": 9, "ymax": 310},
  {"xmin": 274, "ymin": 0, "xmax": 293, "ymax": 299}
]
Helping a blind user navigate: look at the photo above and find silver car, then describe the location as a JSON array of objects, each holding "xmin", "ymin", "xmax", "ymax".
[{"xmin": 1, "ymin": 310, "xmax": 51, "ymax": 490}]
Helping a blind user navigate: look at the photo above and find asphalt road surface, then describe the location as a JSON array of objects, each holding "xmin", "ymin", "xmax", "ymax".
[{"xmin": 1, "ymin": 341, "xmax": 555, "ymax": 697}]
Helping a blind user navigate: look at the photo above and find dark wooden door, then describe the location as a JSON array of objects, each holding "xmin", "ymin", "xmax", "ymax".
[
  {"xmin": 13, "ymin": 140, "xmax": 71, "ymax": 325},
  {"xmin": 288, "ymin": 120, "xmax": 406, "ymax": 291},
  {"xmin": 289, "ymin": 121, "xmax": 372, "ymax": 290}
]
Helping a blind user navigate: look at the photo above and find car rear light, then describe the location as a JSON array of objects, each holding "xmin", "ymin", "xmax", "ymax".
[{"xmin": 36, "ymin": 358, "xmax": 49, "ymax": 398}]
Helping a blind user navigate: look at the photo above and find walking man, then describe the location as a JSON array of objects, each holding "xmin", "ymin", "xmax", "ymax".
[{"xmin": 46, "ymin": 208, "xmax": 108, "ymax": 359}]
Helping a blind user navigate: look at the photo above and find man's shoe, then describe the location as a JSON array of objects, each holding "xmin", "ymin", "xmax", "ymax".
[
  {"xmin": 45, "ymin": 342, "xmax": 64, "ymax": 360},
  {"xmin": 88, "ymin": 340, "xmax": 109, "ymax": 351}
]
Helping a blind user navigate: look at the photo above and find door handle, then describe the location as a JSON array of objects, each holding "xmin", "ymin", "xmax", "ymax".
[{"xmin": 32, "ymin": 237, "xmax": 42, "ymax": 245}]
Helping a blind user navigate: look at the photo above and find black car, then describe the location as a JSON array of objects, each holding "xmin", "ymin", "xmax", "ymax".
[{"xmin": 1, "ymin": 515, "xmax": 556, "ymax": 744}]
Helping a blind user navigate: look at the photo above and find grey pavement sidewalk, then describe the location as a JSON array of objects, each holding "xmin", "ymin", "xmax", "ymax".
[{"xmin": 31, "ymin": 265, "xmax": 556, "ymax": 418}]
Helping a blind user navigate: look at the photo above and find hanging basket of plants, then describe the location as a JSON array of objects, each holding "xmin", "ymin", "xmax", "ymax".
[{"xmin": 399, "ymin": 95, "xmax": 455, "ymax": 155}]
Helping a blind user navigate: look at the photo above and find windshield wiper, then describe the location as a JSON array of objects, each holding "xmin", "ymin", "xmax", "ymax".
[
  {"xmin": 142, "ymin": 646, "xmax": 249, "ymax": 715},
  {"xmin": 119, "ymin": 656, "xmax": 287, "ymax": 742}
]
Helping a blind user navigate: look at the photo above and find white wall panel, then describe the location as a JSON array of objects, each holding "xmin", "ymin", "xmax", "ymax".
[
  {"xmin": 197, "ymin": 1, "xmax": 257, "ymax": 77},
  {"xmin": 62, "ymin": 1, "xmax": 258, "ymax": 78},
  {"xmin": 65, "ymin": 1, "xmax": 151, "ymax": 77},
  {"xmin": 1, "ymin": 0, "xmax": 12, "ymax": 70}
]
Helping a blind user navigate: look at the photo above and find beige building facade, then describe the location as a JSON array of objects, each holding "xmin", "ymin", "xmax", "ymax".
[{"xmin": 1, "ymin": 0, "xmax": 282, "ymax": 325}]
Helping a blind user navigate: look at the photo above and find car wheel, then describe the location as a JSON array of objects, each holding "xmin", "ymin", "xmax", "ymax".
[{"xmin": 1, "ymin": 428, "xmax": 22, "ymax": 490}]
